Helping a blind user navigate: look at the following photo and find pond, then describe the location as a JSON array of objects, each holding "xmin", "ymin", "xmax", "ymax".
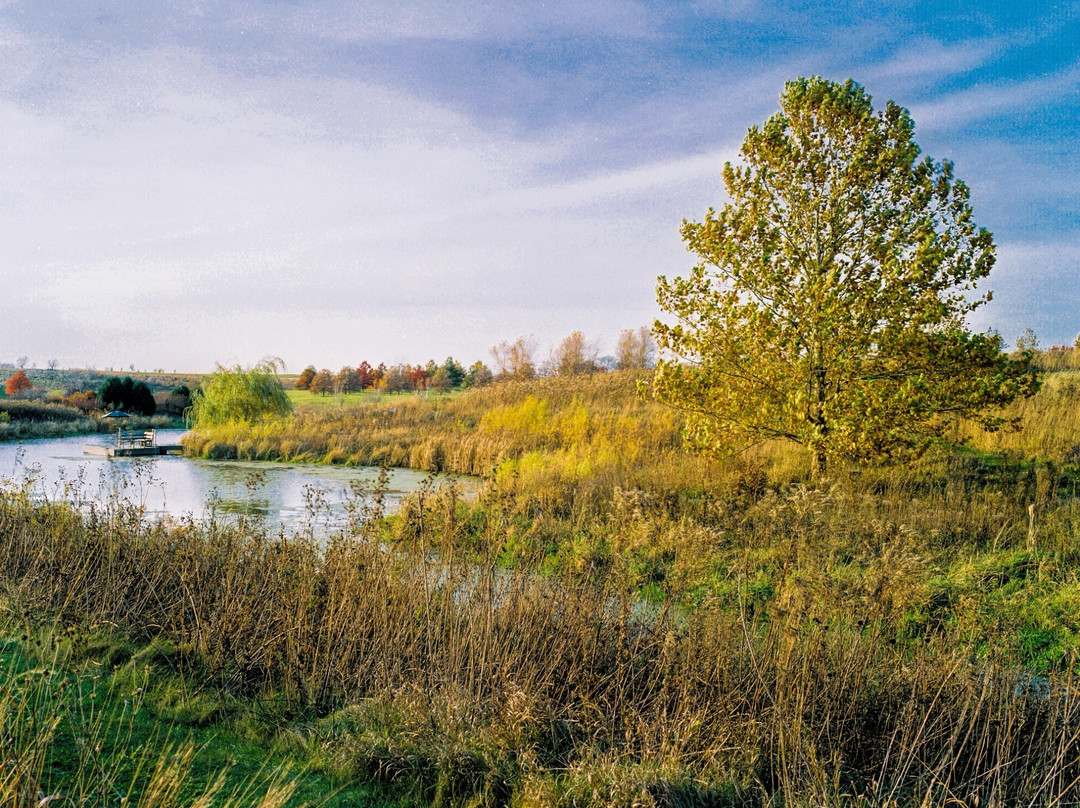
[{"xmin": 0, "ymin": 429, "xmax": 472, "ymax": 531}]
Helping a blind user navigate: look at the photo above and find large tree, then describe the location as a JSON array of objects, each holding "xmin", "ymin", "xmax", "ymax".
[{"xmin": 653, "ymin": 77, "xmax": 1036, "ymax": 476}]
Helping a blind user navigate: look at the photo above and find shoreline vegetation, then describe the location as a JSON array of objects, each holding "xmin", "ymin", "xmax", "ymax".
[
  {"xmin": 0, "ymin": 368, "xmax": 195, "ymax": 443},
  {"xmin": 0, "ymin": 412, "xmax": 180, "ymax": 445},
  {"xmin": 6, "ymin": 363, "xmax": 1080, "ymax": 804},
  {"xmin": 0, "ymin": 405, "xmax": 179, "ymax": 443}
]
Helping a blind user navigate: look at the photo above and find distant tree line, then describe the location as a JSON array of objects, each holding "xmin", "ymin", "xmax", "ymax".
[
  {"xmin": 491, "ymin": 327, "xmax": 656, "ymax": 380},
  {"xmin": 296, "ymin": 357, "xmax": 491, "ymax": 395},
  {"xmin": 293, "ymin": 327, "xmax": 656, "ymax": 396}
]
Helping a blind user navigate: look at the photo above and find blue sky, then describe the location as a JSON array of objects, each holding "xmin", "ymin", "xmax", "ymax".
[{"xmin": 1, "ymin": 0, "xmax": 1077, "ymax": 371}]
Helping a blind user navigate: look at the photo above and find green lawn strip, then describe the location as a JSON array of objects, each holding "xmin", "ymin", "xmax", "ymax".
[
  {"xmin": 0, "ymin": 627, "xmax": 386, "ymax": 806},
  {"xmin": 286, "ymin": 389, "xmax": 458, "ymax": 410},
  {"xmin": 287, "ymin": 390, "xmax": 385, "ymax": 409}
]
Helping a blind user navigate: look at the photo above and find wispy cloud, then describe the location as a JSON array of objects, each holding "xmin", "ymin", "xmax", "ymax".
[
  {"xmin": 908, "ymin": 62, "xmax": 1080, "ymax": 131},
  {"xmin": 228, "ymin": 0, "xmax": 659, "ymax": 45},
  {"xmin": 868, "ymin": 37, "xmax": 998, "ymax": 82}
]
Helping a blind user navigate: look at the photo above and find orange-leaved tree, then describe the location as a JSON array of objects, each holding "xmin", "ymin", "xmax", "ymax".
[{"xmin": 4, "ymin": 370, "xmax": 32, "ymax": 397}]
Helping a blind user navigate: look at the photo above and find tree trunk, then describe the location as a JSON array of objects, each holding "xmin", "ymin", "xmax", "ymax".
[{"xmin": 810, "ymin": 359, "xmax": 828, "ymax": 481}]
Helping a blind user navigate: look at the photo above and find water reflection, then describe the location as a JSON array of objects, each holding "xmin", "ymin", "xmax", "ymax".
[{"xmin": 0, "ymin": 429, "xmax": 471, "ymax": 531}]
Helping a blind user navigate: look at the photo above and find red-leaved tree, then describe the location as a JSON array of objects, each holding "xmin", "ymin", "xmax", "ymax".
[
  {"xmin": 357, "ymin": 361, "xmax": 374, "ymax": 390},
  {"xmin": 295, "ymin": 365, "xmax": 317, "ymax": 391},
  {"xmin": 4, "ymin": 370, "xmax": 32, "ymax": 397}
]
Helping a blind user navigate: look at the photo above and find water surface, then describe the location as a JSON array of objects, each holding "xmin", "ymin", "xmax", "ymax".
[{"xmin": 0, "ymin": 429, "xmax": 468, "ymax": 531}]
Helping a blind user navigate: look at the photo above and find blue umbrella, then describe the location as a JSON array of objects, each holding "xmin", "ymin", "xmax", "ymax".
[{"xmin": 103, "ymin": 410, "xmax": 131, "ymax": 447}]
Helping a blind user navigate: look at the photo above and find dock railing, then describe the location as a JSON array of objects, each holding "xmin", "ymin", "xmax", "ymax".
[{"xmin": 117, "ymin": 429, "xmax": 156, "ymax": 449}]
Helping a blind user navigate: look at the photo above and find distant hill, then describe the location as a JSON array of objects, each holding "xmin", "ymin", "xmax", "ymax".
[{"xmin": 0, "ymin": 367, "xmax": 205, "ymax": 397}]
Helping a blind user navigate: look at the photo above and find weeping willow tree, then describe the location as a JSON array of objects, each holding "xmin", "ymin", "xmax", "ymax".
[{"xmin": 189, "ymin": 357, "xmax": 293, "ymax": 428}]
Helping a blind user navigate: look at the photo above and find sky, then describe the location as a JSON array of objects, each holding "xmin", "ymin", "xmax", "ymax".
[{"xmin": 1, "ymin": 0, "xmax": 1077, "ymax": 372}]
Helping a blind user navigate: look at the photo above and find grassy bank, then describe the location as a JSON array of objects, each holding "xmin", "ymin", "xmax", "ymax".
[
  {"xmin": 285, "ymin": 389, "xmax": 386, "ymax": 409},
  {"xmin": 0, "ymin": 621, "xmax": 377, "ymax": 806},
  {"xmin": 3, "ymin": 485, "xmax": 1080, "ymax": 806},
  {"xmin": 0, "ymin": 398, "xmax": 179, "ymax": 443}
]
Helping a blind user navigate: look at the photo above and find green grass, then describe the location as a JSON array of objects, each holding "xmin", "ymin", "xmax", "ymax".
[
  {"xmin": 285, "ymin": 388, "xmax": 453, "ymax": 409},
  {"xmin": 287, "ymin": 389, "xmax": 383, "ymax": 408},
  {"xmin": 0, "ymin": 622, "xmax": 384, "ymax": 806}
]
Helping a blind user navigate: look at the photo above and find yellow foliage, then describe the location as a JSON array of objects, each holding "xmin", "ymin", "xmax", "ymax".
[
  {"xmin": 553, "ymin": 398, "xmax": 591, "ymax": 446},
  {"xmin": 479, "ymin": 395, "xmax": 551, "ymax": 436}
]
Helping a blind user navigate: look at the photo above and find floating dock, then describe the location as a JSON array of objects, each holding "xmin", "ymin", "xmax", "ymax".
[
  {"xmin": 84, "ymin": 429, "xmax": 183, "ymax": 458},
  {"xmin": 83, "ymin": 444, "xmax": 184, "ymax": 457}
]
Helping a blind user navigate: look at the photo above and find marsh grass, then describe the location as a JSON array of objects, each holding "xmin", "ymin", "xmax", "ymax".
[
  {"xmin": 188, "ymin": 372, "xmax": 685, "ymax": 472},
  {"xmin": 186, "ymin": 371, "xmax": 1080, "ymax": 665},
  {"xmin": 965, "ymin": 370, "xmax": 1080, "ymax": 462},
  {"xmin": 3, "ymin": 471, "xmax": 1080, "ymax": 806}
]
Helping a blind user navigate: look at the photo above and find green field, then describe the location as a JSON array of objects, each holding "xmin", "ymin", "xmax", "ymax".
[{"xmin": 286, "ymin": 388, "xmax": 388, "ymax": 408}]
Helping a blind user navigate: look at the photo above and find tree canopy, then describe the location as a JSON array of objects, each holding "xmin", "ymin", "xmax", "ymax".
[
  {"xmin": 4, "ymin": 370, "xmax": 32, "ymax": 397},
  {"xmin": 189, "ymin": 358, "xmax": 292, "ymax": 428},
  {"xmin": 616, "ymin": 327, "xmax": 656, "ymax": 370},
  {"xmin": 98, "ymin": 376, "xmax": 156, "ymax": 415},
  {"xmin": 464, "ymin": 361, "xmax": 493, "ymax": 388},
  {"xmin": 653, "ymin": 77, "xmax": 1037, "ymax": 476},
  {"xmin": 552, "ymin": 331, "xmax": 602, "ymax": 376},
  {"xmin": 295, "ymin": 365, "xmax": 317, "ymax": 391},
  {"xmin": 491, "ymin": 336, "xmax": 538, "ymax": 380},
  {"xmin": 309, "ymin": 369, "xmax": 334, "ymax": 396}
]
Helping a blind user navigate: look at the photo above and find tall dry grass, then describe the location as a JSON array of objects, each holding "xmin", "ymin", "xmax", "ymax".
[
  {"xmin": 2, "ymin": 481, "xmax": 1080, "ymax": 806},
  {"xmin": 183, "ymin": 372, "xmax": 687, "ymax": 474},
  {"xmin": 965, "ymin": 370, "xmax": 1080, "ymax": 462}
]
